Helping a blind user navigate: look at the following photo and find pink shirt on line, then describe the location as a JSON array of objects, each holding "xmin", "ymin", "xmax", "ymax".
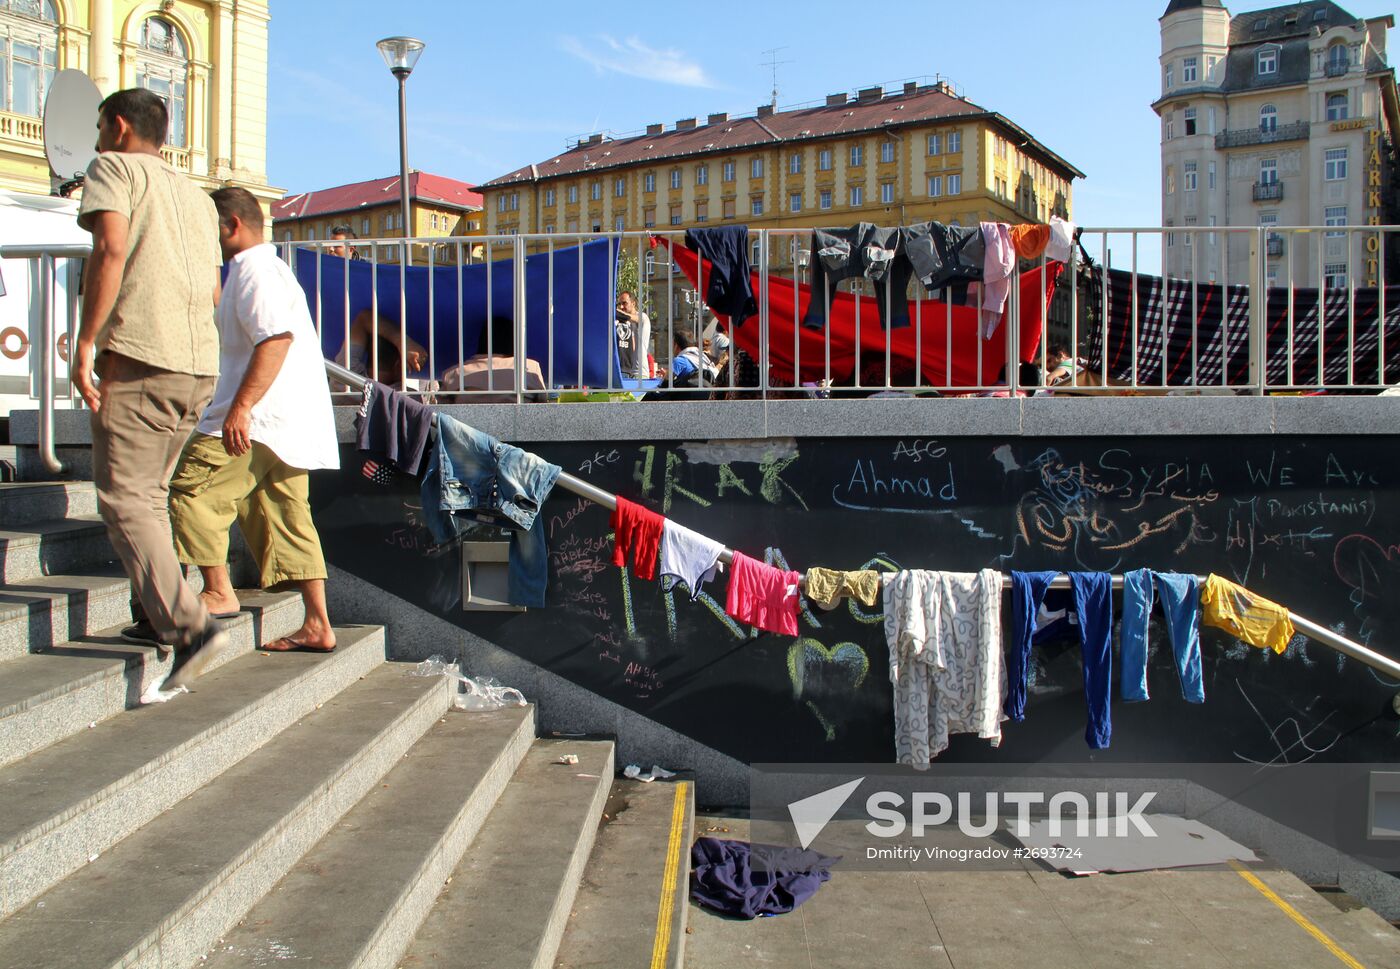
[{"xmin": 726, "ymin": 550, "xmax": 801, "ymax": 636}]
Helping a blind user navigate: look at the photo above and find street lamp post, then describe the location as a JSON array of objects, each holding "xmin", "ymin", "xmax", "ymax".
[{"xmin": 376, "ymin": 36, "xmax": 425, "ymax": 261}]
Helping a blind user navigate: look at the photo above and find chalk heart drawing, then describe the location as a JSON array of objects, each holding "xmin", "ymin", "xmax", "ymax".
[
  {"xmin": 788, "ymin": 638, "xmax": 869, "ymax": 740},
  {"xmin": 1333, "ymin": 534, "xmax": 1400, "ymax": 652}
]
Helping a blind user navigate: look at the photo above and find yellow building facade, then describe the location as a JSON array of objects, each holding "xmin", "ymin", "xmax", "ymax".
[
  {"xmin": 480, "ymin": 82, "xmax": 1082, "ymax": 272},
  {"xmin": 0, "ymin": 0, "xmax": 276, "ymax": 204}
]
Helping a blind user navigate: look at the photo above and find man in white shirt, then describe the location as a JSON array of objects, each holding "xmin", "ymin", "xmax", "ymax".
[{"xmin": 168, "ymin": 187, "xmax": 341, "ymax": 653}]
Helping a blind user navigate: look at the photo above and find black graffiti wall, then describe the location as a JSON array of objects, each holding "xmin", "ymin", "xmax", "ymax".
[{"xmin": 314, "ymin": 436, "xmax": 1400, "ymax": 768}]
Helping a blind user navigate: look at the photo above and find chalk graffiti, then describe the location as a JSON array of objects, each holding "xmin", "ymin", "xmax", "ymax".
[
  {"xmin": 1231, "ymin": 679, "xmax": 1341, "ymax": 766},
  {"xmin": 1333, "ymin": 533, "xmax": 1400, "ymax": 653}
]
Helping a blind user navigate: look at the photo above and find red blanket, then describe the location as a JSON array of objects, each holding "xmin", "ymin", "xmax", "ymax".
[{"xmin": 656, "ymin": 237, "xmax": 1062, "ymax": 387}]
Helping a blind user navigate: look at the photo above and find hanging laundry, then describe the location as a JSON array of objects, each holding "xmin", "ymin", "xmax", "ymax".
[
  {"xmin": 902, "ymin": 221, "xmax": 985, "ymax": 293},
  {"xmin": 726, "ymin": 551, "xmax": 801, "ymax": 636},
  {"xmin": 689, "ymin": 837, "xmax": 838, "ymax": 920},
  {"xmin": 611, "ymin": 496, "xmax": 665, "ymax": 582},
  {"xmin": 1120, "ymin": 570, "xmax": 1204, "ymax": 703},
  {"xmin": 1004, "ymin": 571, "xmax": 1114, "ymax": 749},
  {"xmin": 804, "ymin": 567, "xmax": 881, "ymax": 609},
  {"xmin": 801, "ymin": 223, "xmax": 913, "ymax": 331},
  {"xmin": 979, "ymin": 222, "xmax": 1016, "ymax": 339},
  {"xmin": 354, "ymin": 381, "xmax": 435, "ymax": 476},
  {"xmin": 684, "ymin": 226, "xmax": 758, "ymax": 326},
  {"xmin": 883, "ymin": 569, "xmax": 1005, "ymax": 766},
  {"xmin": 1046, "ymin": 215, "xmax": 1077, "ymax": 263},
  {"xmin": 1009, "ymin": 223, "xmax": 1051, "ymax": 260},
  {"xmin": 419, "ymin": 414, "xmax": 562, "ymax": 608},
  {"xmin": 1200, "ymin": 574, "xmax": 1294, "ymax": 654},
  {"xmin": 658, "ymin": 520, "xmax": 726, "ymax": 600}
]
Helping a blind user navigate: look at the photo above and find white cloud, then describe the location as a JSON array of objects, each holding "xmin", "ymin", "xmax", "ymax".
[{"xmin": 558, "ymin": 34, "xmax": 716, "ymax": 88}]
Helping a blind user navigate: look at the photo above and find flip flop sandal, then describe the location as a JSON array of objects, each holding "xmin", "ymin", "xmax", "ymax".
[{"xmin": 262, "ymin": 636, "xmax": 337, "ymax": 653}]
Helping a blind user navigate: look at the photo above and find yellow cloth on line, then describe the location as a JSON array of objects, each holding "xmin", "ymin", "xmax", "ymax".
[
  {"xmin": 805, "ymin": 568, "xmax": 882, "ymax": 608},
  {"xmin": 1201, "ymin": 573, "xmax": 1294, "ymax": 654}
]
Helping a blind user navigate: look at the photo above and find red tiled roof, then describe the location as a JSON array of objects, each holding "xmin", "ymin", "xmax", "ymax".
[
  {"xmin": 272, "ymin": 171, "xmax": 483, "ymax": 222},
  {"xmin": 481, "ymin": 85, "xmax": 1083, "ymax": 189}
]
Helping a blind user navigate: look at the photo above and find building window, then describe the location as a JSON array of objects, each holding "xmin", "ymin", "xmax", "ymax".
[
  {"xmin": 670, "ymin": 204, "xmax": 682, "ymax": 226},
  {"xmin": 1327, "ymin": 42, "xmax": 1349, "ymax": 74},
  {"xmin": 880, "ymin": 182, "xmax": 894, "ymax": 204},
  {"xmin": 1325, "ymin": 263, "xmax": 1348, "ymax": 290},
  {"xmin": 643, "ymin": 172, "xmax": 656, "ymax": 193},
  {"xmin": 927, "ymin": 133, "xmax": 941, "ymax": 155},
  {"xmin": 695, "ymin": 201, "xmax": 708, "ymax": 222},
  {"xmin": 1259, "ymin": 104, "xmax": 1277, "ymax": 132},
  {"xmin": 722, "ymin": 161, "xmax": 735, "ymax": 182},
  {"xmin": 849, "ymin": 185, "xmax": 863, "ymax": 206},
  {"xmin": 948, "ymin": 174, "xmax": 960, "ymax": 195},
  {"xmin": 1325, "ymin": 147, "xmax": 1348, "ymax": 181},
  {"xmin": 509, "ymin": 193, "xmax": 519, "ymax": 211},
  {"xmin": 307, "ymin": 226, "xmax": 317, "ymax": 241},
  {"xmin": 615, "ymin": 177, "xmax": 626, "ymax": 197},
  {"xmin": 544, "ymin": 223, "xmax": 555, "ymax": 234},
  {"xmin": 850, "ymin": 144, "xmax": 863, "ymax": 166},
  {"xmin": 1208, "ymin": 55, "xmax": 1218, "ymax": 80},
  {"xmin": 565, "ymin": 219, "xmax": 577, "ymax": 233},
  {"xmin": 1166, "ymin": 165, "xmax": 1175, "ymax": 194},
  {"xmin": 643, "ymin": 206, "xmax": 655, "ymax": 228},
  {"xmin": 544, "ymin": 188, "xmax": 556, "ymax": 207},
  {"xmin": 1208, "ymin": 161, "xmax": 1216, "ymax": 190},
  {"xmin": 819, "ymin": 189, "xmax": 832, "ymax": 209},
  {"xmin": 1325, "ymin": 206, "xmax": 1347, "ymax": 237},
  {"xmin": 1, "ymin": 0, "xmax": 58, "ymax": 118},
  {"xmin": 669, "ymin": 169, "xmax": 681, "ymax": 190},
  {"xmin": 1184, "ymin": 107, "xmax": 1197, "ymax": 136},
  {"xmin": 722, "ymin": 198, "xmax": 735, "ymax": 219},
  {"xmin": 497, "ymin": 195, "xmax": 507, "ymax": 213},
  {"xmin": 1165, "ymin": 64, "xmax": 1174, "ymax": 90},
  {"xmin": 1184, "ymin": 160, "xmax": 1198, "ymax": 191},
  {"xmin": 1326, "ymin": 92, "xmax": 1349, "ymax": 121},
  {"xmin": 590, "ymin": 181, "xmax": 602, "ymax": 201},
  {"xmin": 136, "ymin": 17, "xmax": 190, "ymax": 147},
  {"xmin": 613, "ymin": 215, "xmax": 625, "ymax": 232},
  {"xmin": 789, "ymin": 192, "xmax": 802, "ymax": 213},
  {"xmin": 750, "ymin": 157, "xmax": 763, "ymax": 178},
  {"xmin": 1185, "ymin": 215, "xmax": 1196, "ymax": 246},
  {"xmin": 947, "ymin": 130, "xmax": 961, "ymax": 153},
  {"xmin": 696, "ymin": 164, "xmax": 708, "ymax": 186},
  {"xmin": 1257, "ymin": 47, "xmax": 1278, "ymax": 75},
  {"xmin": 818, "ymin": 148, "xmax": 832, "ymax": 171},
  {"xmin": 1165, "ymin": 116, "xmax": 1174, "ymax": 140},
  {"xmin": 1183, "ymin": 56, "xmax": 1198, "ymax": 83},
  {"xmin": 567, "ymin": 184, "xmax": 579, "ymax": 204},
  {"xmin": 789, "ymin": 152, "xmax": 802, "ymax": 175},
  {"xmin": 928, "ymin": 175, "xmax": 943, "ymax": 197},
  {"xmin": 1258, "ymin": 158, "xmax": 1277, "ymax": 184},
  {"xmin": 751, "ymin": 196, "xmax": 764, "ymax": 216},
  {"xmin": 880, "ymin": 141, "xmax": 895, "ymax": 164}
]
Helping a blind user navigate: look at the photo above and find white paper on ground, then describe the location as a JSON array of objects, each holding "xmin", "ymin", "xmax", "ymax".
[
  {"xmin": 1010, "ymin": 813, "xmax": 1259, "ymax": 875},
  {"xmin": 140, "ymin": 679, "xmax": 190, "ymax": 704},
  {"xmin": 623, "ymin": 764, "xmax": 678, "ymax": 783}
]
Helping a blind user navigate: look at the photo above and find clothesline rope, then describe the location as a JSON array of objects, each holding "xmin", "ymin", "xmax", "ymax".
[{"xmin": 328, "ymin": 358, "xmax": 1400, "ymax": 685}]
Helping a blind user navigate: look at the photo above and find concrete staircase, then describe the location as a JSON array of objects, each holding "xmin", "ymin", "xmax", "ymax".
[{"xmin": 0, "ymin": 479, "xmax": 694, "ymax": 969}]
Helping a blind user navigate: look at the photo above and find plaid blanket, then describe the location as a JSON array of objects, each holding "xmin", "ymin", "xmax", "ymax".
[{"xmin": 1085, "ymin": 268, "xmax": 1400, "ymax": 387}]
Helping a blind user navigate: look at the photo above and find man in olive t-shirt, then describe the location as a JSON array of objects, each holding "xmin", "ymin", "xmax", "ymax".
[{"xmin": 74, "ymin": 88, "xmax": 228, "ymax": 691}]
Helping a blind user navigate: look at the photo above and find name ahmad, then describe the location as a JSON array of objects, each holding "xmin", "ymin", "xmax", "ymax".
[{"xmin": 832, "ymin": 458, "xmax": 957, "ymax": 512}]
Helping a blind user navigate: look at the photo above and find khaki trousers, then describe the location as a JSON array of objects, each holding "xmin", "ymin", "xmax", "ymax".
[
  {"xmin": 91, "ymin": 353, "xmax": 216, "ymax": 645},
  {"xmin": 169, "ymin": 435, "xmax": 327, "ymax": 587}
]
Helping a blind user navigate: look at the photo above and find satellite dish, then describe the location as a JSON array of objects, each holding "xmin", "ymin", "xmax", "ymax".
[{"xmin": 43, "ymin": 70, "xmax": 102, "ymax": 182}]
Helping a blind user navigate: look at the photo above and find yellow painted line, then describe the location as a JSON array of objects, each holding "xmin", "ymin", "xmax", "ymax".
[
  {"xmin": 1228, "ymin": 860, "xmax": 1367, "ymax": 969},
  {"xmin": 649, "ymin": 780, "xmax": 690, "ymax": 969}
]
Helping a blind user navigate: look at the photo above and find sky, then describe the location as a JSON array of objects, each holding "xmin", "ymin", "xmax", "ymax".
[{"xmin": 267, "ymin": 0, "xmax": 1395, "ymax": 242}]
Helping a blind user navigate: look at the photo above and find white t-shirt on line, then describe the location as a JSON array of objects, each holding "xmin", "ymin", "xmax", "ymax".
[{"xmin": 197, "ymin": 243, "xmax": 339, "ymax": 471}]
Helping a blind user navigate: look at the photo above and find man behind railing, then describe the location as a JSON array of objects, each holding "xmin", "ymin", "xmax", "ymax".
[{"xmin": 73, "ymin": 88, "xmax": 230, "ymax": 690}]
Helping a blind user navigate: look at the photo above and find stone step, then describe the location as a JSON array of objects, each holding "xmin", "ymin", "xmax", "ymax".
[
  {"xmin": 0, "ymin": 588, "xmax": 305, "ymax": 770},
  {"xmin": 0, "ymin": 564, "xmax": 136, "ymax": 662},
  {"xmin": 553, "ymin": 776, "xmax": 695, "ymax": 969},
  {"xmin": 0, "ymin": 516, "xmax": 115, "ymax": 586},
  {"xmin": 201, "ymin": 705, "xmax": 537, "ymax": 969},
  {"xmin": 399, "ymin": 739, "xmax": 616, "ymax": 969},
  {"xmin": 0, "ymin": 624, "xmax": 386, "ymax": 921},
  {"xmin": 0, "ymin": 482, "xmax": 98, "ymax": 527},
  {"xmin": 0, "ymin": 660, "xmax": 449, "ymax": 969}
]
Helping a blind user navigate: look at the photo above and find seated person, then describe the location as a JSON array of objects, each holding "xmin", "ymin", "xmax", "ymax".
[
  {"xmin": 669, "ymin": 326, "xmax": 719, "ymax": 388},
  {"xmin": 335, "ymin": 307, "xmax": 428, "ymax": 384},
  {"xmin": 437, "ymin": 315, "xmax": 547, "ymax": 403},
  {"xmin": 1043, "ymin": 342, "xmax": 1078, "ymax": 387},
  {"xmin": 326, "ymin": 225, "xmax": 360, "ymax": 261}
]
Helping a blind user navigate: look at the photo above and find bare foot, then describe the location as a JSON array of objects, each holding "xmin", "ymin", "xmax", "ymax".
[
  {"xmin": 275, "ymin": 623, "xmax": 336, "ymax": 652},
  {"xmin": 199, "ymin": 589, "xmax": 241, "ymax": 616}
]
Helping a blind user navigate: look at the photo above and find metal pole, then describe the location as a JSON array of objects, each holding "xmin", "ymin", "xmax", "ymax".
[{"xmin": 396, "ymin": 71, "xmax": 412, "ymax": 264}]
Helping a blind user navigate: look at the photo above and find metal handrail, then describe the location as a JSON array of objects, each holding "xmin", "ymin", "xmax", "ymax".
[{"xmin": 332, "ymin": 359, "xmax": 1400, "ymax": 684}]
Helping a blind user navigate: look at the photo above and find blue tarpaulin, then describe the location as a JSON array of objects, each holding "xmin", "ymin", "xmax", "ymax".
[{"xmin": 295, "ymin": 239, "xmax": 621, "ymax": 389}]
